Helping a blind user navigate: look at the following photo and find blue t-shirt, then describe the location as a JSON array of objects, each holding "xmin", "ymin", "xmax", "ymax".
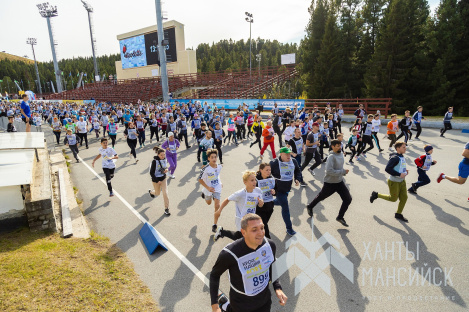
[{"xmin": 21, "ymin": 101, "xmax": 31, "ymax": 118}]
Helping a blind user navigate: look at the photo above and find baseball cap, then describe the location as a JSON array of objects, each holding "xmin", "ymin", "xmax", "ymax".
[
  {"xmin": 312, "ymin": 122, "xmax": 320, "ymax": 127},
  {"xmin": 279, "ymin": 147, "xmax": 292, "ymax": 154}
]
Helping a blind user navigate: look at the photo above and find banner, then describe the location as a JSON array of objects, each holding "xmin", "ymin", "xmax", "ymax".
[{"xmin": 169, "ymin": 99, "xmax": 304, "ymax": 110}]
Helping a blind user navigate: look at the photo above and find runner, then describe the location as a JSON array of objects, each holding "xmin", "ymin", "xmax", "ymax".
[
  {"xmin": 440, "ymin": 107, "xmax": 453, "ymax": 137},
  {"xmin": 306, "ymin": 139, "xmax": 352, "ymax": 226},
  {"xmin": 177, "ymin": 115, "xmax": 191, "ymax": 149},
  {"xmin": 287, "ymin": 128, "xmax": 306, "ymax": 181},
  {"xmin": 198, "ymin": 149, "xmax": 223, "ymax": 234},
  {"xmin": 356, "ymin": 114, "xmax": 375, "ymax": 159},
  {"xmin": 370, "ymin": 141, "xmax": 409, "ymax": 222},
  {"xmin": 224, "ymin": 114, "xmax": 238, "ymax": 145},
  {"xmin": 149, "ymin": 113, "xmax": 159, "ymax": 143},
  {"xmin": 371, "ymin": 113, "xmax": 384, "ymax": 152},
  {"xmin": 213, "ymin": 171, "xmax": 263, "ymax": 241},
  {"xmin": 301, "ymin": 122, "xmax": 322, "ymax": 175},
  {"xmin": 212, "ymin": 122, "xmax": 225, "ymax": 164},
  {"xmin": 412, "ymin": 106, "xmax": 426, "ymax": 139},
  {"xmin": 260, "ymin": 121, "xmax": 276, "ymax": 160},
  {"xmin": 408, "ymin": 145, "xmax": 437, "ymax": 194},
  {"xmin": 396, "ymin": 110, "xmax": 413, "ymax": 143},
  {"xmin": 273, "ymin": 111, "xmax": 284, "ymax": 147},
  {"xmin": 76, "ymin": 116, "xmax": 89, "ymax": 149},
  {"xmin": 123, "ymin": 121, "xmax": 139, "ymax": 163},
  {"xmin": 254, "ymin": 163, "xmax": 276, "ymax": 238},
  {"xmin": 100, "ymin": 112, "xmax": 109, "ymax": 137},
  {"xmin": 135, "ymin": 115, "xmax": 147, "ymax": 148},
  {"xmin": 92, "ymin": 138, "xmax": 119, "ymax": 197},
  {"xmin": 386, "ymin": 114, "xmax": 399, "ymax": 151},
  {"xmin": 209, "ymin": 213, "xmax": 287, "ymax": 312},
  {"xmin": 107, "ymin": 118, "xmax": 118, "ymax": 148},
  {"xmin": 271, "ymin": 147, "xmax": 303, "ymax": 236},
  {"xmin": 51, "ymin": 117, "xmax": 62, "ymax": 145},
  {"xmin": 347, "ymin": 129, "xmax": 360, "ymax": 164},
  {"xmin": 64, "ymin": 128, "xmax": 80, "ymax": 162},
  {"xmin": 200, "ymin": 130, "xmax": 215, "ymax": 166},
  {"xmin": 161, "ymin": 132, "xmax": 180, "ymax": 179},
  {"xmin": 437, "ymin": 141, "xmax": 469, "ymax": 188},
  {"xmin": 148, "ymin": 146, "xmax": 171, "ymax": 216}
]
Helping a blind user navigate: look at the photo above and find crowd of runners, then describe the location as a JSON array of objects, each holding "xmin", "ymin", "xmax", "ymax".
[{"xmin": 1, "ymin": 94, "xmax": 467, "ymax": 312}]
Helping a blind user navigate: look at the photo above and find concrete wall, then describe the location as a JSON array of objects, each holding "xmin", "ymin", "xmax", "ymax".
[{"xmin": 0, "ymin": 186, "xmax": 24, "ymax": 220}]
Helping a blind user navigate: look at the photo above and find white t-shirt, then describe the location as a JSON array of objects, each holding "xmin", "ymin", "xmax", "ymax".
[
  {"xmin": 77, "ymin": 121, "xmax": 88, "ymax": 133},
  {"xmin": 371, "ymin": 119, "xmax": 381, "ymax": 132},
  {"xmin": 198, "ymin": 164, "xmax": 222, "ymax": 194},
  {"xmin": 228, "ymin": 188, "xmax": 263, "ymax": 231},
  {"xmin": 99, "ymin": 147, "xmax": 117, "ymax": 169}
]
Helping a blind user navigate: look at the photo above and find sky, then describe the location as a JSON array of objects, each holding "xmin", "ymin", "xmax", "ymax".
[{"xmin": 0, "ymin": 0, "xmax": 441, "ymax": 63}]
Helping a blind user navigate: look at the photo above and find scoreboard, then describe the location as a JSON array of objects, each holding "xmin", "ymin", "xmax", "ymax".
[{"xmin": 119, "ymin": 27, "xmax": 177, "ymax": 69}]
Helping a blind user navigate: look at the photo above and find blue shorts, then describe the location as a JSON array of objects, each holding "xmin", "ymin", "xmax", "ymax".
[{"xmin": 458, "ymin": 160, "xmax": 469, "ymax": 179}]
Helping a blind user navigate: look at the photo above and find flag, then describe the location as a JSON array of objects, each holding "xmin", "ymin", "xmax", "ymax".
[
  {"xmin": 77, "ymin": 72, "xmax": 79, "ymax": 77},
  {"xmin": 69, "ymin": 72, "xmax": 72, "ymax": 77},
  {"xmin": 61, "ymin": 71, "xmax": 64, "ymax": 76},
  {"xmin": 84, "ymin": 73, "xmax": 87, "ymax": 77},
  {"xmin": 0, "ymin": 80, "xmax": 3, "ymax": 82}
]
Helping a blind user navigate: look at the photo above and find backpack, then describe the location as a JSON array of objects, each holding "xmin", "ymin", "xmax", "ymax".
[{"xmin": 414, "ymin": 156, "xmax": 424, "ymax": 167}]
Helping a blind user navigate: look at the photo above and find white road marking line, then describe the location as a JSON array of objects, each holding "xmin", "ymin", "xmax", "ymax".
[{"xmin": 77, "ymin": 155, "xmax": 210, "ymax": 287}]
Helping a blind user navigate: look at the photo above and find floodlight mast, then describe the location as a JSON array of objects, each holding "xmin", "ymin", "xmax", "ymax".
[
  {"xmin": 154, "ymin": 0, "xmax": 170, "ymax": 102},
  {"xmin": 81, "ymin": 0, "xmax": 99, "ymax": 81},
  {"xmin": 26, "ymin": 38, "xmax": 43, "ymax": 94},
  {"xmin": 245, "ymin": 12, "xmax": 253, "ymax": 77},
  {"xmin": 37, "ymin": 2, "xmax": 63, "ymax": 93}
]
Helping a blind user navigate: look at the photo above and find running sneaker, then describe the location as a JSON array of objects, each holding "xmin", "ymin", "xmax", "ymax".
[
  {"xmin": 217, "ymin": 293, "xmax": 230, "ymax": 312},
  {"xmin": 408, "ymin": 187, "xmax": 417, "ymax": 194},
  {"xmin": 187, "ymin": 145, "xmax": 191, "ymax": 149},
  {"xmin": 76, "ymin": 159, "xmax": 80, "ymax": 163},
  {"xmin": 300, "ymin": 181, "xmax": 308, "ymax": 187},
  {"xmin": 164, "ymin": 208, "xmax": 171, "ymax": 216},
  {"xmin": 348, "ymin": 160, "xmax": 354, "ymax": 164},
  {"xmin": 437, "ymin": 173, "xmax": 445, "ymax": 183},
  {"xmin": 260, "ymin": 155, "xmax": 263, "ymax": 160},
  {"xmin": 395, "ymin": 213, "xmax": 408, "ymax": 222},
  {"xmin": 150, "ymin": 139, "xmax": 152, "ymax": 144},
  {"xmin": 135, "ymin": 158, "xmax": 139, "ymax": 163},
  {"xmin": 212, "ymin": 224, "xmax": 217, "ymax": 233},
  {"xmin": 148, "ymin": 189, "xmax": 155, "ymax": 198},
  {"xmin": 201, "ymin": 193, "xmax": 205, "ymax": 199},
  {"xmin": 109, "ymin": 192, "xmax": 114, "ymax": 197},
  {"xmin": 140, "ymin": 144, "xmax": 142, "ymax": 148},
  {"xmin": 308, "ymin": 168, "xmax": 315, "ymax": 176},
  {"xmin": 440, "ymin": 134, "xmax": 445, "ymax": 137},
  {"xmin": 143, "ymin": 143, "xmax": 145, "ymax": 147},
  {"xmin": 362, "ymin": 153, "xmax": 367, "ymax": 158},
  {"xmin": 356, "ymin": 156, "xmax": 361, "ymax": 161},
  {"xmin": 379, "ymin": 149, "xmax": 384, "ymax": 152},
  {"xmin": 370, "ymin": 191, "xmax": 378, "ymax": 203},
  {"xmin": 286, "ymin": 229, "xmax": 297, "ymax": 236},
  {"xmin": 336, "ymin": 217, "xmax": 349, "ymax": 227},
  {"xmin": 388, "ymin": 147, "xmax": 393, "ymax": 152},
  {"xmin": 306, "ymin": 204, "xmax": 313, "ymax": 217},
  {"xmin": 213, "ymin": 226, "xmax": 223, "ymax": 241}
]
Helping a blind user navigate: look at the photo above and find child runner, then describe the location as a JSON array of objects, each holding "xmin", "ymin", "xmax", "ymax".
[
  {"xmin": 437, "ymin": 141, "xmax": 469, "ymax": 189},
  {"xmin": 196, "ymin": 123, "xmax": 208, "ymax": 163},
  {"xmin": 200, "ymin": 130, "xmax": 215, "ymax": 166},
  {"xmin": 161, "ymin": 132, "xmax": 180, "ymax": 179},
  {"xmin": 224, "ymin": 114, "xmax": 238, "ymax": 145},
  {"xmin": 149, "ymin": 113, "xmax": 159, "ymax": 143},
  {"xmin": 396, "ymin": 110, "xmax": 412, "ymax": 143},
  {"xmin": 301, "ymin": 122, "xmax": 322, "ymax": 175},
  {"xmin": 148, "ymin": 146, "xmax": 171, "ymax": 216},
  {"xmin": 412, "ymin": 106, "xmax": 426, "ymax": 139},
  {"xmin": 371, "ymin": 113, "xmax": 384, "ymax": 152},
  {"xmin": 408, "ymin": 145, "xmax": 437, "ymax": 194},
  {"xmin": 213, "ymin": 170, "xmax": 263, "ymax": 241},
  {"xmin": 347, "ymin": 129, "xmax": 360, "ymax": 164},
  {"xmin": 440, "ymin": 107, "xmax": 453, "ymax": 137},
  {"xmin": 177, "ymin": 115, "xmax": 191, "ymax": 149},
  {"xmin": 107, "ymin": 118, "xmax": 119, "ymax": 148},
  {"xmin": 92, "ymin": 138, "xmax": 119, "ymax": 197},
  {"xmin": 254, "ymin": 163, "xmax": 276, "ymax": 238},
  {"xmin": 356, "ymin": 114, "xmax": 375, "ymax": 160},
  {"xmin": 386, "ymin": 114, "xmax": 399, "ymax": 151},
  {"xmin": 51, "ymin": 117, "xmax": 62, "ymax": 144},
  {"xmin": 287, "ymin": 129, "xmax": 308, "ymax": 187},
  {"xmin": 123, "ymin": 122, "xmax": 139, "ymax": 163},
  {"xmin": 135, "ymin": 115, "xmax": 147, "ymax": 147},
  {"xmin": 370, "ymin": 141, "xmax": 409, "ymax": 222},
  {"xmin": 260, "ymin": 120, "xmax": 276, "ymax": 160},
  {"xmin": 212, "ymin": 122, "xmax": 225, "ymax": 164},
  {"xmin": 198, "ymin": 149, "xmax": 223, "ymax": 234},
  {"xmin": 306, "ymin": 139, "xmax": 352, "ymax": 226},
  {"xmin": 64, "ymin": 129, "xmax": 80, "ymax": 163}
]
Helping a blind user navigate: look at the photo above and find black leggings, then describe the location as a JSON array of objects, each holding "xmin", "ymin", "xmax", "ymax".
[
  {"xmin": 250, "ymin": 135, "xmax": 262, "ymax": 149},
  {"xmin": 349, "ymin": 146, "xmax": 357, "ymax": 161},
  {"xmin": 179, "ymin": 131, "xmax": 190, "ymax": 147},
  {"xmin": 357, "ymin": 135, "xmax": 374, "ymax": 156},
  {"xmin": 214, "ymin": 141, "xmax": 223, "ymax": 163},
  {"xmin": 371, "ymin": 132, "xmax": 381, "ymax": 150},
  {"xmin": 150, "ymin": 126, "xmax": 159, "ymax": 141},
  {"xmin": 396, "ymin": 127, "xmax": 412, "ymax": 143},
  {"xmin": 54, "ymin": 131, "xmax": 61, "ymax": 144},
  {"xmin": 301, "ymin": 150, "xmax": 322, "ymax": 171},
  {"xmin": 127, "ymin": 138, "xmax": 137, "ymax": 158},
  {"xmin": 307, "ymin": 181, "xmax": 352, "ymax": 219},
  {"xmin": 77, "ymin": 133, "xmax": 88, "ymax": 147},
  {"xmin": 109, "ymin": 134, "xmax": 117, "ymax": 148},
  {"xmin": 441, "ymin": 123, "xmax": 452, "ymax": 135},
  {"xmin": 337, "ymin": 119, "xmax": 342, "ymax": 133},
  {"xmin": 102, "ymin": 168, "xmax": 115, "ymax": 192},
  {"xmin": 415, "ymin": 123, "xmax": 422, "ymax": 138},
  {"xmin": 256, "ymin": 201, "xmax": 274, "ymax": 238},
  {"xmin": 273, "ymin": 127, "xmax": 283, "ymax": 147},
  {"xmin": 69, "ymin": 144, "xmax": 79, "ymax": 160}
]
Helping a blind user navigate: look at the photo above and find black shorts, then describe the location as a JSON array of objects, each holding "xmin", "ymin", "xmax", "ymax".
[
  {"xmin": 23, "ymin": 118, "xmax": 33, "ymax": 125},
  {"xmin": 152, "ymin": 175, "xmax": 166, "ymax": 183}
]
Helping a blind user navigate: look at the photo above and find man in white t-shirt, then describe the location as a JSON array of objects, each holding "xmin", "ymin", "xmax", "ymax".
[
  {"xmin": 76, "ymin": 116, "xmax": 89, "ymax": 148},
  {"xmin": 198, "ymin": 149, "xmax": 223, "ymax": 234}
]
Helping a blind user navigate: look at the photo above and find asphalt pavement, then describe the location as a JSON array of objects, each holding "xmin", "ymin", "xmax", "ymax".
[{"xmin": 65, "ymin": 124, "xmax": 469, "ymax": 312}]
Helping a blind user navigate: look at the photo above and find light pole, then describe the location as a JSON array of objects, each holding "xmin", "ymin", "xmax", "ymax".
[
  {"xmin": 81, "ymin": 0, "xmax": 99, "ymax": 81},
  {"xmin": 245, "ymin": 12, "xmax": 253, "ymax": 77},
  {"xmin": 256, "ymin": 53, "xmax": 261, "ymax": 76},
  {"xmin": 154, "ymin": 0, "xmax": 170, "ymax": 102},
  {"xmin": 37, "ymin": 2, "xmax": 63, "ymax": 93},
  {"xmin": 27, "ymin": 38, "xmax": 43, "ymax": 94}
]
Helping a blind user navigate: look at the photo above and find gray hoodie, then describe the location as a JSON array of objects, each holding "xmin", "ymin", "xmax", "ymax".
[{"xmin": 324, "ymin": 151, "xmax": 347, "ymax": 183}]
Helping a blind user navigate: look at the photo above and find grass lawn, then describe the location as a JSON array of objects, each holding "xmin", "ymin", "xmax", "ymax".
[{"xmin": 0, "ymin": 228, "xmax": 158, "ymax": 312}]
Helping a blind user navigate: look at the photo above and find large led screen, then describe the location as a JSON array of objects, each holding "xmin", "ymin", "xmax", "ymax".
[
  {"xmin": 119, "ymin": 28, "xmax": 178, "ymax": 69},
  {"xmin": 120, "ymin": 35, "xmax": 147, "ymax": 69}
]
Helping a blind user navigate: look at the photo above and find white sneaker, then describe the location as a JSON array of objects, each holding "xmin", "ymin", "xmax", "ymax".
[
  {"xmin": 308, "ymin": 168, "xmax": 315, "ymax": 176},
  {"xmin": 388, "ymin": 147, "xmax": 393, "ymax": 152},
  {"xmin": 135, "ymin": 158, "xmax": 139, "ymax": 163},
  {"xmin": 170, "ymin": 174, "xmax": 175, "ymax": 179}
]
